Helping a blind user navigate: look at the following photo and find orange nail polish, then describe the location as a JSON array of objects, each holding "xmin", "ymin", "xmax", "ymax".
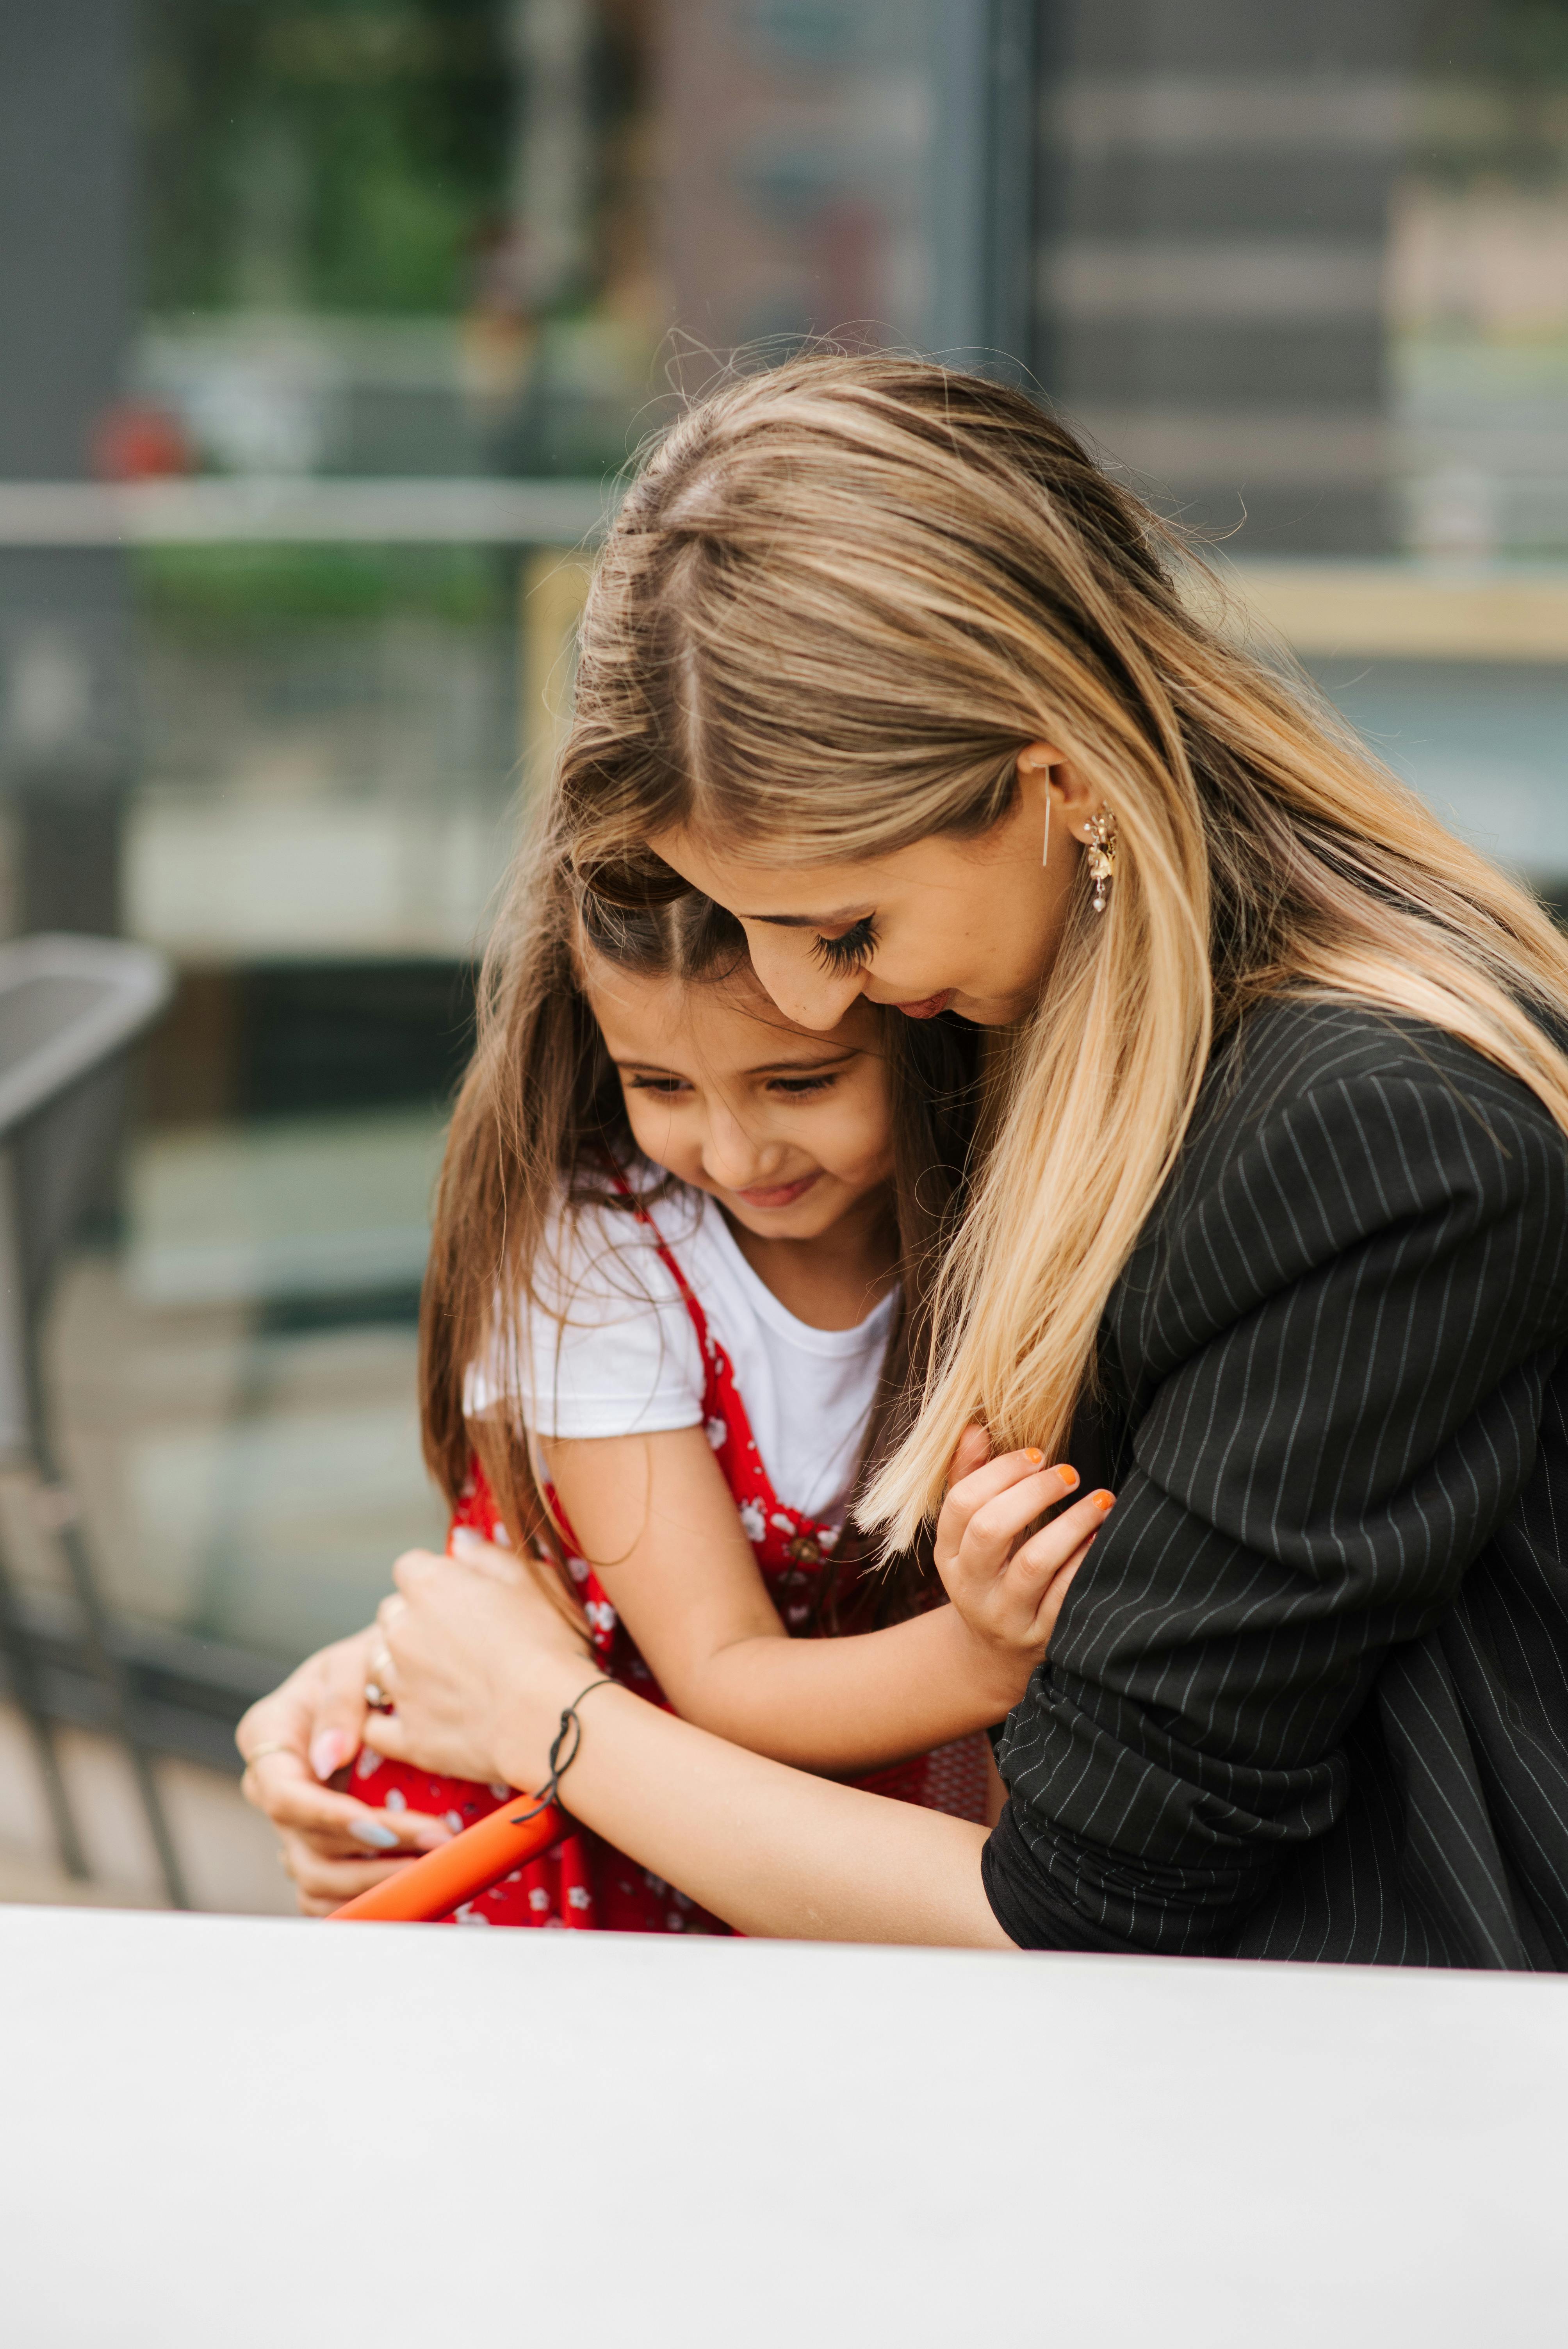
[
  {"xmin": 1025, "ymin": 1447, "xmax": 1043, "ymax": 1465},
  {"xmin": 1057, "ymin": 1465, "xmax": 1079, "ymax": 1490},
  {"xmin": 1094, "ymin": 1490, "xmax": 1115, "ymax": 1511}
]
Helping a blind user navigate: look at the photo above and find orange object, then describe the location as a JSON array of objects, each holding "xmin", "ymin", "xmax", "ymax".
[{"xmin": 331, "ymin": 1799, "xmax": 568, "ymax": 1923}]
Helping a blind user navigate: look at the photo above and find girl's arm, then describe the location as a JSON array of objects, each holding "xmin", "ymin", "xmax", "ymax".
[
  {"xmin": 538, "ymin": 1425, "xmax": 1108, "ymax": 1775},
  {"xmin": 365, "ymin": 1542, "xmax": 1017, "ymax": 1948}
]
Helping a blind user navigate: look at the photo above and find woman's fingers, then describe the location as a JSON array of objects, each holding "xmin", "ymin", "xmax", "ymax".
[
  {"xmin": 1030, "ymin": 1549, "xmax": 1087, "ymax": 1650},
  {"xmin": 449, "ymin": 1526, "xmax": 528, "ymax": 1584},
  {"xmin": 376, "ymin": 1590, "xmax": 409, "ymax": 1630},
  {"xmin": 1009, "ymin": 1492, "xmax": 1115, "ymax": 1601},
  {"xmin": 947, "ymin": 1448, "xmax": 1078, "ymax": 1533},
  {"xmin": 278, "ymin": 1832, "xmax": 413, "ymax": 1911},
  {"xmin": 391, "ymin": 1548, "xmax": 446, "ymax": 1599},
  {"xmin": 945, "ymin": 1424, "xmax": 992, "ymax": 1489},
  {"xmin": 955, "ymin": 1461, "xmax": 1084, "ymax": 1575},
  {"xmin": 305, "ymin": 1634, "xmax": 377, "ymax": 1782},
  {"xmin": 237, "ymin": 1627, "xmax": 378, "ymax": 1788},
  {"xmin": 243, "ymin": 1750, "xmax": 450, "ymax": 1850},
  {"xmin": 358, "ymin": 1707, "xmax": 414, "ymax": 1763}
]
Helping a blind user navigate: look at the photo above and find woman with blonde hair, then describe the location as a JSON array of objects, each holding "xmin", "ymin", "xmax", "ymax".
[{"xmin": 362, "ymin": 354, "xmax": 1568, "ymax": 1965}]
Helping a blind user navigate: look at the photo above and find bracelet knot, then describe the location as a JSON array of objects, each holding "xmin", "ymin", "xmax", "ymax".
[{"xmin": 506, "ymin": 1676, "xmax": 615, "ymax": 1825}]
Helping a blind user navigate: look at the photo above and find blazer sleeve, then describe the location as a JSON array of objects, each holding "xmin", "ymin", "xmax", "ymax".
[{"xmin": 983, "ymin": 1050, "xmax": 1568, "ymax": 1954}]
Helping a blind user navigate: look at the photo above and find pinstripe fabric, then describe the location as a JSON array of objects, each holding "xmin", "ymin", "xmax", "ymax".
[{"xmin": 982, "ymin": 998, "xmax": 1568, "ymax": 1968}]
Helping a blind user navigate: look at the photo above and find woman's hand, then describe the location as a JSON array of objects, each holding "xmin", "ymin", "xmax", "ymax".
[
  {"xmin": 237, "ymin": 1629, "xmax": 452, "ymax": 1917},
  {"xmin": 362, "ymin": 1531, "xmax": 596, "ymax": 1793},
  {"xmin": 934, "ymin": 1426, "xmax": 1111, "ymax": 1680}
]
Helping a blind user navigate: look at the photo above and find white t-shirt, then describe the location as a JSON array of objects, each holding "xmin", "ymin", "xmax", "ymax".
[{"xmin": 472, "ymin": 1170, "xmax": 898, "ymax": 1525}]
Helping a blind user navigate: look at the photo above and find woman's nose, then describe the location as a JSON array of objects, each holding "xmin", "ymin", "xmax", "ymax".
[{"xmin": 743, "ymin": 929, "xmax": 863, "ymax": 1033}]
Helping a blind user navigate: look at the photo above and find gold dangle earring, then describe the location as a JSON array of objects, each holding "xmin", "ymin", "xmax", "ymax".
[{"xmin": 1084, "ymin": 809, "xmax": 1117, "ymax": 914}]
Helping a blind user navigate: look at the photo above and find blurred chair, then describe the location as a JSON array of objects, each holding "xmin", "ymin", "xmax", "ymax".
[{"xmin": 0, "ymin": 933, "xmax": 186, "ymax": 1907}]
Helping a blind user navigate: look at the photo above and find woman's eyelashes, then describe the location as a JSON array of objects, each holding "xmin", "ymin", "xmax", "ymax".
[
  {"xmin": 809, "ymin": 914, "xmax": 877, "ymax": 974},
  {"xmin": 627, "ymin": 1074, "xmax": 691, "ymax": 1096},
  {"xmin": 768, "ymin": 1073, "xmax": 837, "ymax": 1097}
]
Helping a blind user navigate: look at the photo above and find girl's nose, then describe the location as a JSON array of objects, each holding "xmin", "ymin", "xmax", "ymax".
[{"xmin": 701, "ymin": 1107, "xmax": 779, "ymax": 1192}]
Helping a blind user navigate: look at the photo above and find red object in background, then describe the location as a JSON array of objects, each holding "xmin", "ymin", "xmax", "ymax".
[
  {"xmin": 91, "ymin": 401, "xmax": 193, "ymax": 481},
  {"xmin": 331, "ymin": 1800, "xmax": 570, "ymax": 1923}
]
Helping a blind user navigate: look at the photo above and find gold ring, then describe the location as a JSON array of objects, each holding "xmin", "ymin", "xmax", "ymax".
[{"xmin": 242, "ymin": 1741, "xmax": 297, "ymax": 1770}]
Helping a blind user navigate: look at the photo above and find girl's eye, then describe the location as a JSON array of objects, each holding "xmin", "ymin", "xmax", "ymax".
[
  {"xmin": 809, "ymin": 915, "xmax": 877, "ymax": 974},
  {"xmin": 769, "ymin": 1074, "xmax": 836, "ymax": 1097},
  {"xmin": 627, "ymin": 1075, "xmax": 689, "ymax": 1097}
]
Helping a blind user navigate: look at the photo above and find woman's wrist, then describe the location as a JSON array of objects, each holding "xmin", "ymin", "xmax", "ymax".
[{"xmin": 490, "ymin": 1651, "xmax": 608, "ymax": 1794}]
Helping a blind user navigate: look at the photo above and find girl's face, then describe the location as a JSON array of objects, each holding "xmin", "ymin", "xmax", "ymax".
[
  {"xmin": 586, "ymin": 963, "xmax": 894, "ymax": 1243},
  {"xmin": 650, "ymin": 751, "xmax": 1097, "ymax": 1033}
]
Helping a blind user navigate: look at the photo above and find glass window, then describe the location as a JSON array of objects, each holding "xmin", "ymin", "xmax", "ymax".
[{"xmin": 3, "ymin": 0, "xmax": 1564, "ymax": 1754}]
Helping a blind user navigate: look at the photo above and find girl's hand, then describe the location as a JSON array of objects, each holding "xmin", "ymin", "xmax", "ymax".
[
  {"xmin": 934, "ymin": 1427, "xmax": 1112, "ymax": 1679},
  {"xmin": 237, "ymin": 1628, "xmax": 451, "ymax": 1917},
  {"xmin": 362, "ymin": 1533, "xmax": 596, "ymax": 1793}
]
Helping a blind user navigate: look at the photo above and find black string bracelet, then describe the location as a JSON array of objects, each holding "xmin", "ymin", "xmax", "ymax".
[{"xmin": 506, "ymin": 1677, "xmax": 615, "ymax": 1825}]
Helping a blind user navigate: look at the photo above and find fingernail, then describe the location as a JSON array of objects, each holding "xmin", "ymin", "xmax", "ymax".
[
  {"xmin": 347, "ymin": 1817, "xmax": 402, "ymax": 1850},
  {"xmin": 1057, "ymin": 1465, "xmax": 1079, "ymax": 1490},
  {"xmin": 412, "ymin": 1819, "xmax": 453, "ymax": 1850},
  {"xmin": 310, "ymin": 1730, "xmax": 352, "ymax": 1782},
  {"xmin": 1025, "ymin": 1447, "xmax": 1043, "ymax": 1465},
  {"xmin": 450, "ymin": 1526, "xmax": 483, "ymax": 1557},
  {"xmin": 1094, "ymin": 1490, "xmax": 1116, "ymax": 1511}
]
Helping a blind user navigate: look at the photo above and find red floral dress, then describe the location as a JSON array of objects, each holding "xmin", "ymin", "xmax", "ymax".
[{"xmin": 350, "ymin": 1189, "xmax": 990, "ymax": 1928}]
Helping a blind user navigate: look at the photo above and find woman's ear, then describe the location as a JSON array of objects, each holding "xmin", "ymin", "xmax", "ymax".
[{"xmin": 1016, "ymin": 743, "xmax": 1097, "ymax": 840}]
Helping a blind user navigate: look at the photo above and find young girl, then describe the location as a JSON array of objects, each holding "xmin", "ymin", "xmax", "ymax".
[{"xmin": 243, "ymin": 847, "xmax": 1110, "ymax": 1921}]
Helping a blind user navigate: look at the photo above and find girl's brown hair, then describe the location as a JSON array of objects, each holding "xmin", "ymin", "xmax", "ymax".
[
  {"xmin": 551, "ymin": 351, "xmax": 1568, "ymax": 1550},
  {"xmin": 418, "ymin": 805, "xmax": 979, "ymax": 1612}
]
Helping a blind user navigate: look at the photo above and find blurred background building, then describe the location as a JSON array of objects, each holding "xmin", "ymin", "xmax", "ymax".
[{"xmin": 0, "ymin": 0, "xmax": 1563, "ymax": 1906}]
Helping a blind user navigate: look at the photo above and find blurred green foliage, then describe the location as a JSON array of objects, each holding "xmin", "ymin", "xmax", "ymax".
[
  {"xmin": 134, "ymin": 541, "xmax": 512, "ymax": 627},
  {"xmin": 139, "ymin": 0, "xmax": 512, "ymax": 315},
  {"xmin": 1424, "ymin": 0, "xmax": 1568, "ymax": 80}
]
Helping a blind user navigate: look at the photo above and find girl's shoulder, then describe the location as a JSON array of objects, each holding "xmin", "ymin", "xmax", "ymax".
[
  {"xmin": 476, "ymin": 1163, "xmax": 710, "ymax": 1435},
  {"xmin": 536, "ymin": 1159, "xmax": 705, "ymax": 1312}
]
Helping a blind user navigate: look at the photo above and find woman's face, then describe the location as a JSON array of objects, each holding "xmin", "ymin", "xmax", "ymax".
[{"xmin": 652, "ymin": 752, "xmax": 1096, "ymax": 1033}]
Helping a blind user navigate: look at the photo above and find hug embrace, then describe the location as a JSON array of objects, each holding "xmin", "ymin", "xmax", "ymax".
[{"xmin": 242, "ymin": 355, "xmax": 1568, "ymax": 1969}]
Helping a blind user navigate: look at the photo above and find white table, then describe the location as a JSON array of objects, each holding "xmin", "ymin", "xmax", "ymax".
[{"xmin": 2, "ymin": 1905, "xmax": 1563, "ymax": 2347}]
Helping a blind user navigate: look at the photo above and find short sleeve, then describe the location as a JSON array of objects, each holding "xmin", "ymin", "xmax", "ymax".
[{"xmin": 467, "ymin": 1196, "xmax": 707, "ymax": 1442}]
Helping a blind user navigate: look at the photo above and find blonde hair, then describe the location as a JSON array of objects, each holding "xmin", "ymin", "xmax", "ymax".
[{"xmin": 558, "ymin": 353, "xmax": 1568, "ymax": 1549}]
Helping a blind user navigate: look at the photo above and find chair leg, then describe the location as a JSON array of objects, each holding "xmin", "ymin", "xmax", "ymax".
[
  {"xmin": 48, "ymin": 1508, "xmax": 191, "ymax": 1911},
  {"xmin": 0, "ymin": 1533, "xmax": 89, "ymax": 1879}
]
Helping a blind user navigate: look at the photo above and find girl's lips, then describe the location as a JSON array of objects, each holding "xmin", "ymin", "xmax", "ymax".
[
  {"xmin": 734, "ymin": 1172, "xmax": 821, "ymax": 1210},
  {"xmin": 893, "ymin": 990, "xmax": 954, "ymax": 1020}
]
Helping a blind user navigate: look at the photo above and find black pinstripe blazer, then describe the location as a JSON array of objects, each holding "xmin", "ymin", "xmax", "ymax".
[{"xmin": 981, "ymin": 995, "xmax": 1568, "ymax": 1968}]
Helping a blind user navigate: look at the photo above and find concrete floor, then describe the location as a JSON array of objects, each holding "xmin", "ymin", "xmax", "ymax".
[{"xmin": 0, "ymin": 1702, "xmax": 295, "ymax": 1914}]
